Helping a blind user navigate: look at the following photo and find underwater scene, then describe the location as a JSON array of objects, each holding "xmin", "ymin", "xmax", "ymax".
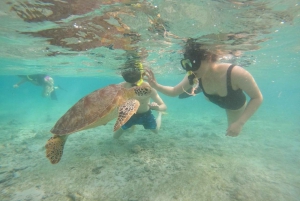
[{"xmin": 0, "ymin": 0, "xmax": 299, "ymax": 200}]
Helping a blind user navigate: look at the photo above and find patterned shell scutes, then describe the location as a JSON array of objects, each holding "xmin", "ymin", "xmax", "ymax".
[{"xmin": 51, "ymin": 84, "xmax": 124, "ymax": 135}]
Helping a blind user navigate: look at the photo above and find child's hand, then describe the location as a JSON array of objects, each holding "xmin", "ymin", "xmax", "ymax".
[{"xmin": 149, "ymin": 102, "xmax": 159, "ymax": 111}]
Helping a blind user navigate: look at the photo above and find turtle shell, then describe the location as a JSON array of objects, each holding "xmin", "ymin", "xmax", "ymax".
[{"xmin": 51, "ymin": 84, "xmax": 126, "ymax": 135}]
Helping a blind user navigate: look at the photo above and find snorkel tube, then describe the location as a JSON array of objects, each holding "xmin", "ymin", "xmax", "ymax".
[{"xmin": 135, "ymin": 62, "xmax": 144, "ymax": 86}]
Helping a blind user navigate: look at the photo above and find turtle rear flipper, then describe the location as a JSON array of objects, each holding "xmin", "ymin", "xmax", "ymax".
[
  {"xmin": 45, "ymin": 135, "xmax": 68, "ymax": 164},
  {"xmin": 114, "ymin": 99, "xmax": 140, "ymax": 131}
]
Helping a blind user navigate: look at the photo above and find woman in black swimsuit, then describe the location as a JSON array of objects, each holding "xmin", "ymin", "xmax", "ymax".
[{"xmin": 146, "ymin": 39, "xmax": 263, "ymax": 137}]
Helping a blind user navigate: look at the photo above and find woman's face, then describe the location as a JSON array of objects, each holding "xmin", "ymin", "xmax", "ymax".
[
  {"xmin": 192, "ymin": 62, "xmax": 202, "ymax": 78},
  {"xmin": 192, "ymin": 60, "xmax": 205, "ymax": 78}
]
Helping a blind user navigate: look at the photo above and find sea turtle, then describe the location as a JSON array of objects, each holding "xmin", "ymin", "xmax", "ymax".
[{"xmin": 45, "ymin": 84, "xmax": 151, "ymax": 164}]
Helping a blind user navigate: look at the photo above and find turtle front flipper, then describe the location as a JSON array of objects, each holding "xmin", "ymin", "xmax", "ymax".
[
  {"xmin": 113, "ymin": 99, "xmax": 140, "ymax": 131},
  {"xmin": 45, "ymin": 135, "xmax": 68, "ymax": 164}
]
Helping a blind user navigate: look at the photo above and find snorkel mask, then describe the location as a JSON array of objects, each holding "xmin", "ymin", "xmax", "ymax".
[
  {"xmin": 181, "ymin": 51, "xmax": 201, "ymax": 86},
  {"xmin": 181, "ymin": 39, "xmax": 202, "ymax": 72},
  {"xmin": 180, "ymin": 57, "xmax": 201, "ymax": 72}
]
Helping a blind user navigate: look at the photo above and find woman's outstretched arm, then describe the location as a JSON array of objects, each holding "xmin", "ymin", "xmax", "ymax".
[{"xmin": 145, "ymin": 69, "xmax": 191, "ymax": 97}]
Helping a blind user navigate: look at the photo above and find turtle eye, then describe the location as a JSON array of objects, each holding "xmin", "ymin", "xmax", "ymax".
[{"xmin": 143, "ymin": 86, "xmax": 151, "ymax": 95}]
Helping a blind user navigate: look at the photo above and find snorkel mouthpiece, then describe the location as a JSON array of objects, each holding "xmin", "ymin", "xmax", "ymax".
[{"xmin": 187, "ymin": 71, "xmax": 196, "ymax": 86}]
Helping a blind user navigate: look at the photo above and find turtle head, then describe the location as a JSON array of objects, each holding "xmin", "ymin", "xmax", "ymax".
[
  {"xmin": 133, "ymin": 85, "xmax": 152, "ymax": 97},
  {"xmin": 126, "ymin": 85, "xmax": 151, "ymax": 98}
]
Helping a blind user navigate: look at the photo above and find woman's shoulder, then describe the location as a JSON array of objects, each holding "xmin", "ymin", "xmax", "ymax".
[
  {"xmin": 217, "ymin": 63, "xmax": 237, "ymax": 68},
  {"xmin": 230, "ymin": 64, "xmax": 249, "ymax": 76},
  {"xmin": 229, "ymin": 64, "xmax": 254, "ymax": 88},
  {"xmin": 217, "ymin": 63, "xmax": 245, "ymax": 73}
]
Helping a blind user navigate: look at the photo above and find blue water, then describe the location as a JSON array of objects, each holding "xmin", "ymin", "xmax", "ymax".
[{"xmin": 1, "ymin": 0, "xmax": 300, "ymax": 200}]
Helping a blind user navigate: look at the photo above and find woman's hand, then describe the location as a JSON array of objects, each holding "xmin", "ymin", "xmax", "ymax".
[
  {"xmin": 144, "ymin": 69, "xmax": 158, "ymax": 88},
  {"xmin": 226, "ymin": 121, "xmax": 243, "ymax": 137}
]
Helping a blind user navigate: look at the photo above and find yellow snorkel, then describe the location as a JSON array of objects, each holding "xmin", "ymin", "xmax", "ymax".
[{"xmin": 135, "ymin": 62, "xmax": 144, "ymax": 86}]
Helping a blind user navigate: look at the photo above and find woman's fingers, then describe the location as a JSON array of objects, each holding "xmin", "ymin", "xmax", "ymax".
[{"xmin": 145, "ymin": 69, "xmax": 155, "ymax": 81}]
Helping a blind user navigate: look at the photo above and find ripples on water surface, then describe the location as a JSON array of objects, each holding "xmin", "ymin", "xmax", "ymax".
[{"xmin": 0, "ymin": 0, "xmax": 298, "ymax": 75}]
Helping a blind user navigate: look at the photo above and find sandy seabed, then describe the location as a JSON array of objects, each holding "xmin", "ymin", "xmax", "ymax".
[{"xmin": 0, "ymin": 113, "xmax": 299, "ymax": 201}]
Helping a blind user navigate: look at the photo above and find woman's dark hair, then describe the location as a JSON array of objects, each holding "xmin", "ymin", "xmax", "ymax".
[
  {"xmin": 121, "ymin": 59, "xmax": 142, "ymax": 84},
  {"xmin": 184, "ymin": 38, "xmax": 218, "ymax": 62}
]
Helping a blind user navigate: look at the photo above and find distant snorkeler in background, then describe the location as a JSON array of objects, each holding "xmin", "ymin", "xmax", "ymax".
[
  {"xmin": 146, "ymin": 38, "xmax": 263, "ymax": 137},
  {"xmin": 113, "ymin": 59, "xmax": 167, "ymax": 139},
  {"xmin": 13, "ymin": 74, "xmax": 59, "ymax": 100}
]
